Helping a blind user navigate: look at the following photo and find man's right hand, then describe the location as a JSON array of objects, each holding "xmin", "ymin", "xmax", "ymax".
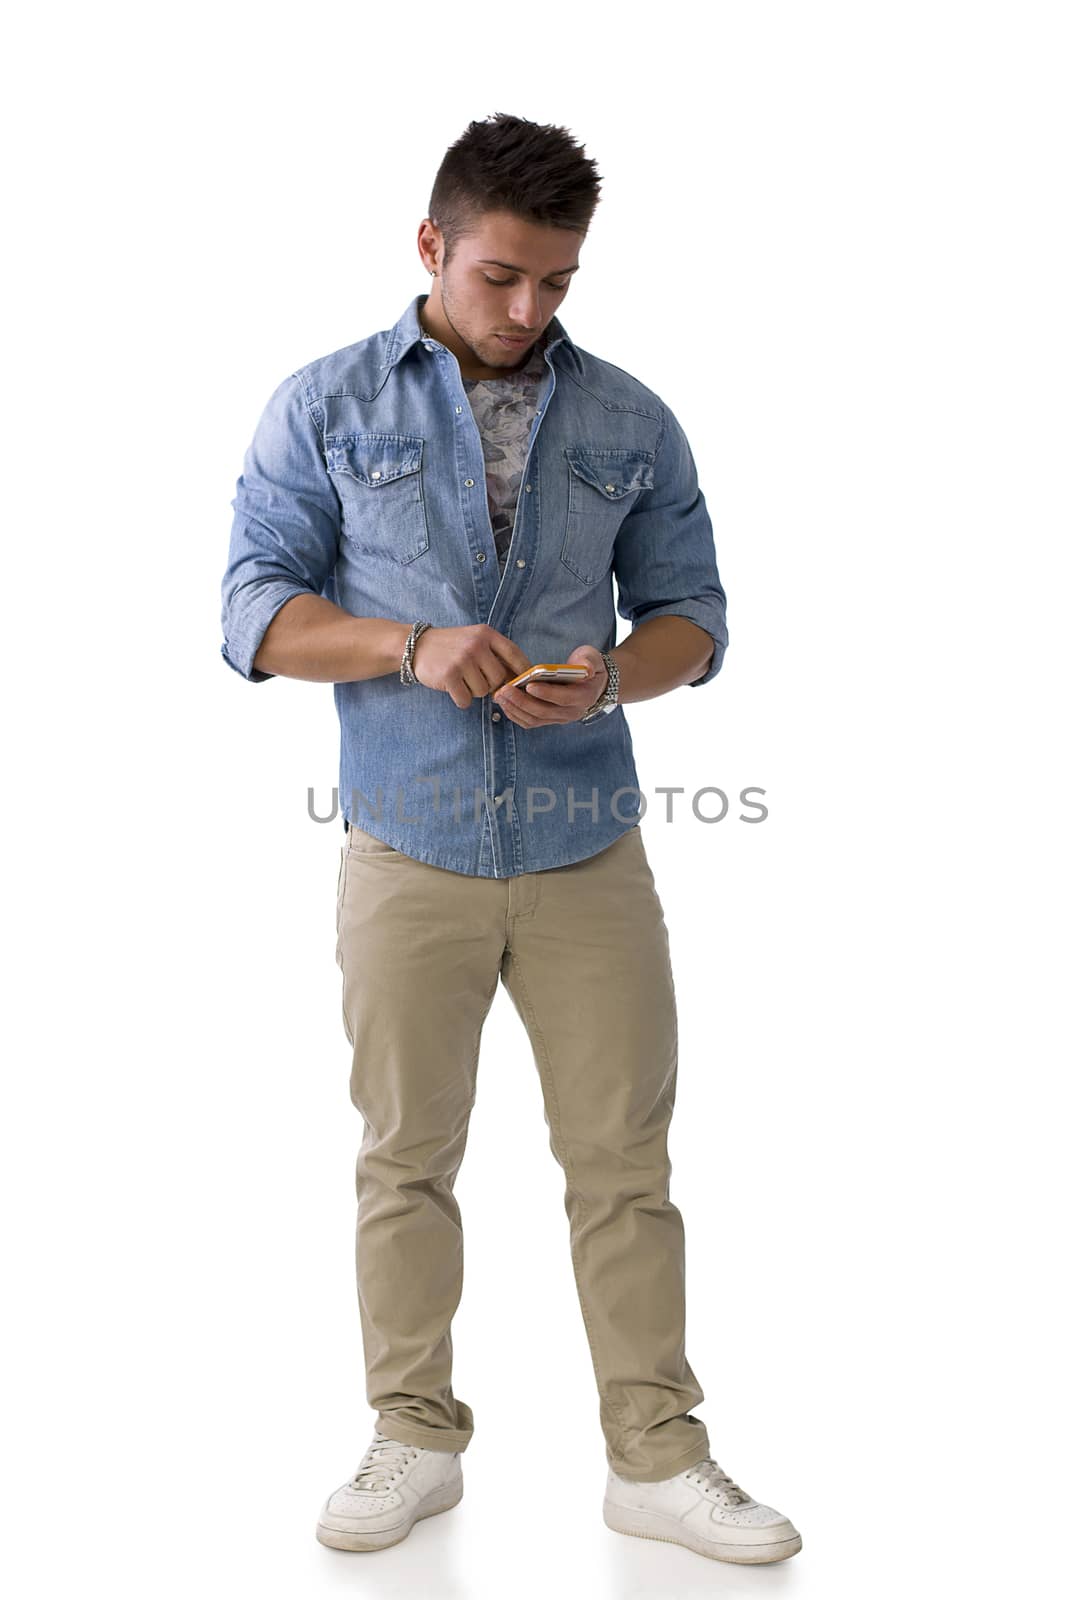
[{"xmin": 411, "ymin": 624, "xmax": 533, "ymax": 709}]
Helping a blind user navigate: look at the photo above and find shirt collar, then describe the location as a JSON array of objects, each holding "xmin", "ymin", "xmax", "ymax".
[{"xmin": 380, "ymin": 292, "xmax": 582, "ymax": 376}]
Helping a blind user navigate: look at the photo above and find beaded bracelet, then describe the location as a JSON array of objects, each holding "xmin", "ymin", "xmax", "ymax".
[{"xmin": 400, "ymin": 620, "xmax": 432, "ymax": 685}]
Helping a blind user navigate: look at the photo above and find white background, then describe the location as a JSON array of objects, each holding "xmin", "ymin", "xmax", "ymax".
[{"xmin": 5, "ymin": 2, "xmax": 1064, "ymax": 1596}]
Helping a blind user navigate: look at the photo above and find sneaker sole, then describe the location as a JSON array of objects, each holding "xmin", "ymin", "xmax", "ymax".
[
  {"xmin": 603, "ymin": 1500, "xmax": 802, "ymax": 1565},
  {"xmin": 316, "ymin": 1476, "xmax": 463, "ymax": 1552}
]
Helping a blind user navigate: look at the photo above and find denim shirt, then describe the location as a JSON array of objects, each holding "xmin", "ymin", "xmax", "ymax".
[{"xmin": 220, "ymin": 292, "xmax": 728, "ymax": 878}]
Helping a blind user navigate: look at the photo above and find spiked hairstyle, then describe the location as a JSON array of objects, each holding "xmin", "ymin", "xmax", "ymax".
[{"xmin": 427, "ymin": 112, "xmax": 602, "ymax": 264}]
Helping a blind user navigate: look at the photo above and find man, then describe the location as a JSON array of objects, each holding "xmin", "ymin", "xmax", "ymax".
[{"xmin": 220, "ymin": 112, "xmax": 801, "ymax": 1566}]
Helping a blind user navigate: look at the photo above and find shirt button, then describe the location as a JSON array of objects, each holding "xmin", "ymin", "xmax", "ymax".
[
  {"xmin": 455, "ymin": 405, "xmax": 463, "ymax": 414},
  {"xmin": 525, "ymin": 484, "xmax": 532, "ymax": 493},
  {"xmin": 464, "ymin": 478, "xmax": 475, "ymax": 487},
  {"xmin": 492, "ymin": 712, "xmax": 501, "ymax": 722},
  {"xmin": 423, "ymin": 341, "xmax": 433, "ymax": 349},
  {"xmin": 516, "ymin": 559, "xmax": 526, "ymax": 569},
  {"xmin": 371, "ymin": 470, "xmax": 382, "ymax": 479},
  {"xmin": 605, "ymin": 484, "xmax": 616, "ymax": 493},
  {"xmin": 476, "ymin": 552, "xmax": 486, "ymax": 562}
]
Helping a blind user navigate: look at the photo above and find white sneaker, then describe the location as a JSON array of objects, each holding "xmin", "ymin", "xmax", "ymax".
[
  {"xmin": 316, "ymin": 1428, "xmax": 463, "ymax": 1551},
  {"xmin": 604, "ymin": 1454, "xmax": 802, "ymax": 1565}
]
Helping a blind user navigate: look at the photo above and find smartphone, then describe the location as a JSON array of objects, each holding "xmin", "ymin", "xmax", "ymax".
[{"xmin": 499, "ymin": 662, "xmax": 592, "ymax": 691}]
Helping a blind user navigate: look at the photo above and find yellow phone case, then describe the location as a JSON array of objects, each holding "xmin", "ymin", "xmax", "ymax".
[{"xmin": 502, "ymin": 662, "xmax": 592, "ymax": 690}]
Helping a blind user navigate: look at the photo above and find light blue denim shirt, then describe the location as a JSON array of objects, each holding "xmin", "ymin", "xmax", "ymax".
[{"xmin": 220, "ymin": 292, "xmax": 728, "ymax": 877}]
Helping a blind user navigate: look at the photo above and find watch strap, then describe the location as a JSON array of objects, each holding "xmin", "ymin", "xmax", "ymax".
[{"xmin": 580, "ymin": 649, "xmax": 619, "ymax": 721}]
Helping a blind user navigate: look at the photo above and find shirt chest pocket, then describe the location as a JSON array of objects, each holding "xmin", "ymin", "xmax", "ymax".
[
  {"xmin": 325, "ymin": 433, "xmax": 430, "ymax": 563},
  {"xmin": 562, "ymin": 446, "xmax": 656, "ymax": 585}
]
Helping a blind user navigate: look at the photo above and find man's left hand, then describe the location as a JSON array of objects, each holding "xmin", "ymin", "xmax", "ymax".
[{"xmin": 491, "ymin": 645, "xmax": 607, "ymax": 729}]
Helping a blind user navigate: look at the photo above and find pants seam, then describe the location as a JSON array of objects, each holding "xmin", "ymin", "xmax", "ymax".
[{"xmin": 335, "ymin": 847, "xmax": 353, "ymax": 1045}]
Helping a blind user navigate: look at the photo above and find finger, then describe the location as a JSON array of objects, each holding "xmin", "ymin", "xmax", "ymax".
[
  {"xmin": 491, "ymin": 636, "xmax": 534, "ymax": 679},
  {"xmin": 462, "ymin": 661, "xmax": 495, "ymax": 699},
  {"xmin": 492, "ymin": 690, "xmax": 520, "ymax": 719},
  {"xmin": 498, "ymin": 690, "xmax": 548, "ymax": 728},
  {"xmin": 524, "ymin": 681, "xmax": 588, "ymax": 704},
  {"xmin": 514, "ymin": 699, "xmax": 571, "ymax": 725}
]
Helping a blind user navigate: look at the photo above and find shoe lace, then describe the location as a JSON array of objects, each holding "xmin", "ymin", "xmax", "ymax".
[
  {"xmin": 686, "ymin": 1457, "xmax": 752, "ymax": 1507},
  {"xmin": 349, "ymin": 1431, "xmax": 419, "ymax": 1493}
]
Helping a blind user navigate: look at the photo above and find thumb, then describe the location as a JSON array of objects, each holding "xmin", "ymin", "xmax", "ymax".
[{"xmin": 568, "ymin": 644, "xmax": 605, "ymax": 676}]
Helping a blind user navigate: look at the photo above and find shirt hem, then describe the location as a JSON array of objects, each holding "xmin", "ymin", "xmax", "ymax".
[{"xmin": 341, "ymin": 813, "xmax": 641, "ymax": 878}]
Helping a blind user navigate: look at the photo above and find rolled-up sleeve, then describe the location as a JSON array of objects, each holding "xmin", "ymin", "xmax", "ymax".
[
  {"xmin": 612, "ymin": 401, "xmax": 728, "ymax": 685},
  {"xmin": 220, "ymin": 373, "xmax": 341, "ymax": 682}
]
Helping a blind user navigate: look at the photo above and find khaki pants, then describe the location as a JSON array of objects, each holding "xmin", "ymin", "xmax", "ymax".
[{"xmin": 334, "ymin": 820, "xmax": 711, "ymax": 1482}]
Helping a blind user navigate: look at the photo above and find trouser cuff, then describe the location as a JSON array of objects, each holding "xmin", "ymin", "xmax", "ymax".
[{"xmin": 374, "ymin": 1412, "xmax": 473, "ymax": 1454}]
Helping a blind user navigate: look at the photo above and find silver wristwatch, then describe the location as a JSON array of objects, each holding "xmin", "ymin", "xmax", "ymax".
[{"xmin": 580, "ymin": 649, "xmax": 619, "ymax": 722}]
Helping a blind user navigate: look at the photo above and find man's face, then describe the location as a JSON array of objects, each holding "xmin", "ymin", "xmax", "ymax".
[{"xmin": 419, "ymin": 210, "xmax": 582, "ymax": 379}]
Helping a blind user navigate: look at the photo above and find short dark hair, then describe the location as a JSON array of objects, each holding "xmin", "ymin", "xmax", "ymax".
[{"xmin": 428, "ymin": 112, "xmax": 602, "ymax": 264}]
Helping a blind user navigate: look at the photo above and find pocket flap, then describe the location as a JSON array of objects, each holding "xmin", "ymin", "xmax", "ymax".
[
  {"xmin": 325, "ymin": 433, "xmax": 424, "ymax": 487},
  {"xmin": 565, "ymin": 447, "xmax": 655, "ymax": 501}
]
